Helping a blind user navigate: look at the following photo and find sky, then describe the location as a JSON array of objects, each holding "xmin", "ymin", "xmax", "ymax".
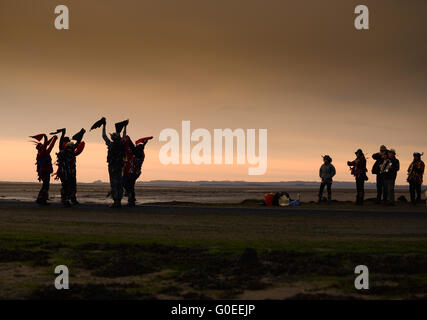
[{"xmin": 0, "ymin": 0, "xmax": 426, "ymax": 184}]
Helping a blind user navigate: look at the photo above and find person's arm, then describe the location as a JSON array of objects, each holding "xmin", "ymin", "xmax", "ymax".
[
  {"xmin": 122, "ymin": 122, "xmax": 128, "ymax": 140},
  {"xmin": 126, "ymin": 136, "xmax": 136, "ymax": 153},
  {"xmin": 102, "ymin": 123, "xmax": 111, "ymax": 146},
  {"xmin": 46, "ymin": 136, "xmax": 58, "ymax": 154},
  {"xmin": 331, "ymin": 165, "xmax": 336, "ymax": 178},
  {"xmin": 74, "ymin": 141, "xmax": 85, "ymax": 156},
  {"xmin": 58, "ymin": 128, "xmax": 66, "ymax": 150},
  {"xmin": 74, "ymin": 129, "xmax": 86, "ymax": 145}
]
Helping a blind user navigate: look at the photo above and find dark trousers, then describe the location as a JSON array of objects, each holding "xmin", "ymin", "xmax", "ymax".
[
  {"xmin": 409, "ymin": 183, "xmax": 422, "ymax": 204},
  {"xmin": 37, "ymin": 174, "xmax": 50, "ymax": 203},
  {"xmin": 109, "ymin": 165, "xmax": 123, "ymax": 203},
  {"xmin": 376, "ymin": 175, "xmax": 386, "ymax": 202},
  {"xmin": 356, "ymin": 177, "xmax": 365, "ymax": 204},
  {"xmin": 123, "ymin": 174, "xmax": 138, "ymax": 204},
  {"xmin": 384, "ymin": 178, "xmax": 396, "ymax": 204},
  {"xmin": 318, "ymin": 182, "xmax": 332, "ymax": 201},
  {"xmin": 61, "ymin": 175, "xmax": 76, "ymax": 203}
]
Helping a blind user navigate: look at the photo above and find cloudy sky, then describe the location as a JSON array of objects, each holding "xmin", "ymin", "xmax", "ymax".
[{"xmin": 0, "ymin": 0, "xmax": 426, "ymax": 183}]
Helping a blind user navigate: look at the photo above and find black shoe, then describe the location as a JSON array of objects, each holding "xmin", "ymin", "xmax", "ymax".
[
  {"xmin": 127, "ymin": 202, "xmax": 136, "ymax": 208},
  {"xmin": 71, "ymin": 200, "xmax": 80, "ymax": 205},
  {"xmin": 109, "ymin": 202, "xmax": 122, "ymax": 208}
]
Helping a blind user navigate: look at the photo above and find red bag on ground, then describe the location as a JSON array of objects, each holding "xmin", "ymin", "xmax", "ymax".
[{"xmin": 264, "ymin": 193, "xmax": 275, "ymax": 207}]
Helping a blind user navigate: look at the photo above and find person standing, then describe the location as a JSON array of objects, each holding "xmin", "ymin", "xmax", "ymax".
[
  {"xmin": 122, "ymin": 136, "xmax": 152, "ymax": 207},
  {"xmin": 407, "ymin": 152, "xmax": 425, "ymax": 205},
  {"xmin": 55, "ymin": 139, "xmax": 85, "ymax": 207},
  {"xmin": 102, "ymin": 119, "xmax": 127, "ymax": 208},
  {"xmin": 372, "ymin": 145, "xmax": 388, "ymax": 204},
  {"xmin": 383, "ymin": 149, "xmax": 400, "ymax": 206},
  {"xmin": 347, "ymin": 149, "xmax": 368, "ymax": 205},
  {"xmin": 31, "ymin": 133, "xmax": 58, "ymax": 205},
  {"xmin": 318, "ymin": 155, "xmax": 336, "ymax": 203}
]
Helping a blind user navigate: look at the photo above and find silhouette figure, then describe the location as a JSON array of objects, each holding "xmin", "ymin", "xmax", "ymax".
[
  {"xmin": 408, "ymin": 152, "xmax": 425, "ymax": 205},
  {"xmin": 347, "ymin": 149, "xmax": 368, "ymax": 205},
  {"xmin": 54, "ymin": 129, "xmax": 86, "ymax": 206},
  {"xmin": 101, "ymin": 119, "xmax": 127, "ymax": 208},
  {"xmin": 318, "ymin": 155, "xmax": 336, "ymax": 203},
  {"xmin": 31, "ymin": 133, "xmax": 58, "ymax": 205}
]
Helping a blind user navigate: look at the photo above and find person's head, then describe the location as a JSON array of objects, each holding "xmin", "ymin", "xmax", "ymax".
[
  {"xmin": 36, "ymin": 143, "xmax": 43, "ymax": 151},
  {"xmin": 413, "ymin": 152, "xmax": 423, "ymax": 161},
  {"xmin": 388, "ymin": 149, "xmax": 396, "ymax": 159},
  {"xmin": 111, "ymin": 133, "xmax": 121, "ymax": 142},
  {"xmin": 61, "ymin": 137, "xmax": 70, "ymax": 149},
  {"xmin": 323, "ymin": 155, "xmax": 332, "ymax": 164},
  {"xmin": 380, "ymin": 145, "xmax": 387, "ymax": 155},
  {"xmin": 355, "ymin": 149, "xmax": 364, "ymax": 158},
  {"xmin": 381, "ymin": 152, "xmax": 388, "ymax": 160},
  {"xmin": 65, "ymin": 142, "xmax": 75, "ymax": 149}
]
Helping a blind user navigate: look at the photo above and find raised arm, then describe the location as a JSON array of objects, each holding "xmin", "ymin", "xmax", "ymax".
[
  {"xmin": 46, "ymin": 136, "xmax": 58, "ymax": 154},
  {"xmin": 122, "ymin": 123, "xmax": 127, "ymax": 140},
  {"xmin": 58, "ymin": 128, "xmax": 66, "ymax": 150},
  {"xmin": 102, "ymin": 123, "xmax": 111, "ymax": 146}
]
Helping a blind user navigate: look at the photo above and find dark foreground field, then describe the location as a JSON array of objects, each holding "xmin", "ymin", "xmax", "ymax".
[{"xmin": 1, "ymin": 201, "xmax": 427, "ymax": 300}]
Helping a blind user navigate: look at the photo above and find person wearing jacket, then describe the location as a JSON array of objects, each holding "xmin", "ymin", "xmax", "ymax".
[
  {"xmin": 122, "ymin": 136, "xmax": 152, "ymax": 207},
  {"xmin": 102, "ymin": 120, "xmax": 127, "ymax": 208},
  {"xmin": 55, "ymin": 130, "xmax": 86, "ymax": 207},
  {"xmin": 382, "ymin": 149, "xmax": 400, "ymax": 205},
  {"xmin": 372, "ymin": 145, "xmax": 388, "ymax": 204},
  {"xmin": 318, "ymin": 155, "xmax": 336, "ymax": 203},
  {"xmin": 31, "ymin": 133, "xmax": 58, "ymax": 205},
  {"xmin": 347, "ymin": 149, "xmax": 368, "ymax": 205},
  {"xmin": 407, "ymin": 152, "xmax": 425, "ymax": 205}
]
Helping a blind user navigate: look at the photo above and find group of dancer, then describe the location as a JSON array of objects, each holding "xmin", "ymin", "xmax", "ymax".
[
  {"xmin": 31, "ymin": 118, "xmax": 152, "ymax": 208},
  {"xmin": 318, "ymin": 146, "xmax": 425, "ymax": 205}
]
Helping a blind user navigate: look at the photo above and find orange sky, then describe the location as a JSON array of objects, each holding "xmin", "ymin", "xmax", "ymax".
[{"xmin": 0, "ymin": 0, "xmax": 426, "ymax": 184}]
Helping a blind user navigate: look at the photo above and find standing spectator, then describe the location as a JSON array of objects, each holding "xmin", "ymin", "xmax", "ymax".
[
  {"xmin": 347, "ymin": 149, "xmax": 368, "ymax": 205},
  {"xmin": 372, "ymin": 145, "xmax": 388, "ymax": 204},
  {"xmin": 383, "ymin": 149, "xmax": 400, "ymax": 205},
  {"xmin": 407, "ymin": 152, "xmax": 425, "ymax": 205},
  {"xmin": 318, "ymin": 155, "xmax": 336, "ymax": 203}
]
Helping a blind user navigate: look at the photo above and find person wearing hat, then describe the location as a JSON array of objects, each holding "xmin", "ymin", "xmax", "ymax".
[
  {"xmin": 407, "ymin": 152, "xmax": 425, "ymax": 205},
  {"xmin": 318, "ymin": 155, "xmax": 336, "ymax": 203},
  {"xmin": 372, "ymin": 145, "xmax": 388, "ymax": 204},
  {"xmin": 102, "ymin": 119, "xmax": 128, "ymax": 208},
  {"xmin": 122, "ymin": 136, "xmax": 152, "ymax": 207},
  {"xmin": 383, "ymin": 149, "xmax": 400, "ymax": 205},
  {"xmin": 55, "ymin": 138, "xmax": 86, "ymax": 207},
  {"xmin": 30, "ymin": 133, "xmax": 58, "ymax": 205},
  {"xmin": 347, "ymin": 149, "xmax": 368, "ymax": 205}
]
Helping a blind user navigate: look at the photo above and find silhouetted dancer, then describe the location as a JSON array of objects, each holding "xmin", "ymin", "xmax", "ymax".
[
  {"xmin": 54, "ymin": 129, "xmax": 86, "ymax": 206},
  {"xmin": 31, "ymin": 133, "xmax": 58, "ymax": 205},
  {"xmin": 123, "ymin": 136, "xmax": 153, "ymax": 207},
  {"xmin": 101, "ymin": 119, "xmax": 128, "ymax": 208}
]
